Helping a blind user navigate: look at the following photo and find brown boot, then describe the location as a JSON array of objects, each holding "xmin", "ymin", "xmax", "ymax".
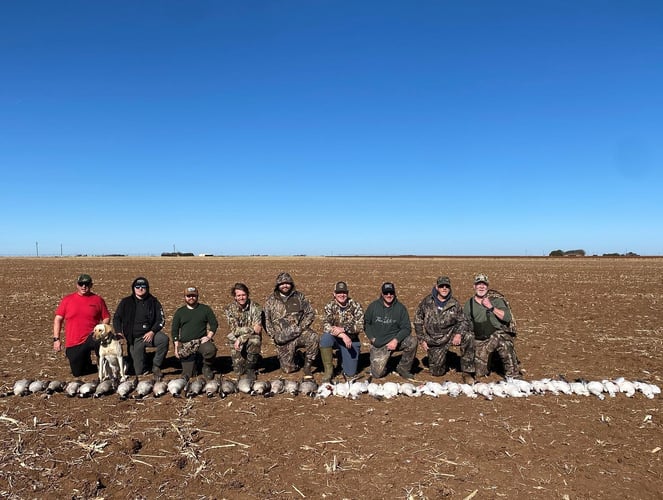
[{"xmin": 462, "ymin": 372, "xmax": 476, "ymax": 384}]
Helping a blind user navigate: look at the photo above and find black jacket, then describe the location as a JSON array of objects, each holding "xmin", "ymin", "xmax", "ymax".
[{"xmin": 112, "ymin": 277, "xmax": 165, "ymax": 342}]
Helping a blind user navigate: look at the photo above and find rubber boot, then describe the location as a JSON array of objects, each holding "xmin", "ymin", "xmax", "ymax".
[
  {"xmin": 234, "ymin": 358, "xmax": 247, "ymax": 377},
  {"xmin": 180, "ymin": 358, "xmax": 195, "ymax": 381},
  {"xmin": 202, "ymin": 361, "xmax": 214, "ymax": 381},
  {"xmin": 320, "ymin": 347, "xmax": 334, "ymax": 383},
  {"xmin": 302, "ymin": 358, "xmax": 314, "ymax": 379},
  {"xmin": 246, "ymin": 353, "xmax": 259, "ymax": 381}
]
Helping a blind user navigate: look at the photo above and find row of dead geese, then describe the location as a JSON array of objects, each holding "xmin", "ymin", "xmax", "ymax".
[
  {"xmin": 4, "ymin": 376, "xmax": 315, "ymax": 399},
  {"xmin": 3, "ymin": 376, "xmax": 660, "ymax": 400}
]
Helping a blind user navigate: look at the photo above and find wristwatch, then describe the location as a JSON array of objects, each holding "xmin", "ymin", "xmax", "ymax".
[
  {"xmin": 53, "ymin": 337, "xmax": 60, "ymax": 342},
  {"xmin": 487, "ymin": 306, "xmax": 494, "ymax": 313}
]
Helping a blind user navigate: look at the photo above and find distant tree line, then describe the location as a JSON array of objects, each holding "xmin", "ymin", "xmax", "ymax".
[
  {"xmin": 549, "ymin": 249, "xmax": 586, "ymax": 257},
  {"xmin": 161, "ymin": 251, "xmax": 195, "ymax": 257},
  {"xmin": 549, "ymin": 249, "xmax": 640, "ymax": 257}
]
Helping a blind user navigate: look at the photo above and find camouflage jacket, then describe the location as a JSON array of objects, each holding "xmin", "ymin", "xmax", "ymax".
[
  {"xmin": 323, "ymin": 298, "xmax": 365, "ymax": 342},
  {"xmin": 224, "ymin": 299, "xmax": 263, "ymax": 343},
  {"xmin": 414, "ymin": 290, "xmax": 472, "ymax": 347},
  {"xmin": 264, "ymin": 289, "xmax": 316, "ymax": 343}
]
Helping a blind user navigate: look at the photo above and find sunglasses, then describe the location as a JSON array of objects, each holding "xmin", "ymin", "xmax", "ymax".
[
  {"xmin": 77, "ymin": 282, "xmax": 91, "ymax": 287},
  {"xmin": 186, "ymin": 294, "xmax": 198, "ymax": 298},
  {"xmin": 437, "ymin": 284, "xmax": 450, "ymax": 289},
  {"xmin": 134, "ymin": 285, "xmax": 147, "ymax": 289},
  {"xmin": 383, "ymin": 291, "xmax": 395, "ymax": 296}
]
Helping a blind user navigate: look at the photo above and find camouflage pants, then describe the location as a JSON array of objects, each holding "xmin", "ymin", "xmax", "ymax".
[
  {"xmin": 369, "ymin": 335, "xmax": 418, "ymax": 378},
  {"xmin": 228, "ymin": 334, "xmax": 262, "ymax": 375},
  {"xmin": 427, "ymin": 330, "xmax": 476, "ymax": 376},
  {"xmin": 474, "ymin": 332, "xmax": 519, "ymax": 377},
  {"xmin": 275, "ymin": 329, "xmax": 319, "ymax": 374}
]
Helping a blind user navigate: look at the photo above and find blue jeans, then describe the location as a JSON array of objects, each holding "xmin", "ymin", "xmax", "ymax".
[{"xmin": 320, "ymin": 332, "xmax": 361, "ymax": 376}]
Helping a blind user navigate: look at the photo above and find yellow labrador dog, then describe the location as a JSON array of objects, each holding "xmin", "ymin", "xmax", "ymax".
[{"xmin": 92, "ymin": 324, "xmax": 127, "ymax": 382}]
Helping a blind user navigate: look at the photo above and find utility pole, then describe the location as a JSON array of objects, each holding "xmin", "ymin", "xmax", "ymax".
[
  {"xmin": 36, "ymin": 241, "xmax": 39, "ymax": 257},
  {"xmin": 60, "ymin": 243, "xmax": 63, "ymax": 257}
]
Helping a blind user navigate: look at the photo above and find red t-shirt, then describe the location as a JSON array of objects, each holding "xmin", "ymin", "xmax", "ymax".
[{"xmin": 54, "ymin": 292, "xmax": 110, "ymax": 347}]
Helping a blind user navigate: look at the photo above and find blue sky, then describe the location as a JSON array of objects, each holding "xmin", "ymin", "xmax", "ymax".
[{"xmin": 1, "ymin": 1, "xmax": 661, "ymax": 256}]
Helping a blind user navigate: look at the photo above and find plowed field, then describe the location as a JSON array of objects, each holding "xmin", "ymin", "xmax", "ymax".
[{"xmin": 0, "ymin": 256, "xmax": 661, "ymax": 499}]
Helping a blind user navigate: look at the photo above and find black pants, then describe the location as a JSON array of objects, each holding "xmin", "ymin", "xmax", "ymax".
[{"xmin": 65, "ymin": 335, "xmax": 99, "ymax": 377}]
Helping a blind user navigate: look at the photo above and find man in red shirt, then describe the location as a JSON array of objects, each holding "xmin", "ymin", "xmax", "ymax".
[{"xmin": 53, "ymin": 273, "xmax": 111, "ymax": 376}]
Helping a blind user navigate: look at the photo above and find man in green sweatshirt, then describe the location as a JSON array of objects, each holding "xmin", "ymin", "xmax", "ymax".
[
  {"xmin": 172, "ymin": 286, "xmax": 219, "ymax": 380},
  {"xmin": 364, "ymin": 282, "xmax": 418, "ymax": 380}
]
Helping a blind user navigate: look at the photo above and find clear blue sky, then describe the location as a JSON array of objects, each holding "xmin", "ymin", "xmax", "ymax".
[{"xmin": 1, "ymin": 1, "xmax": 661, "ymax": 256}]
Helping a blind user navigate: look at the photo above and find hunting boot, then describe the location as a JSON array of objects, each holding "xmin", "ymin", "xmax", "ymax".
[
  {"xmin": 234, "ymin": 358, "xmax": 247, "ymax": 377},
  {"xmin": 202, "ymin": 360, "xmax": 214, "ymax": 381},
  {"xmin": 320, "ymin": 347, "xmax": 334, "ymax": 383},
  {"xmin": 180, "ymin": 358, "xmax": 195, "ymax": 381},
  {"xmin": 302, "ymin": 357, "xmax": 314, "ymax": 379},
  {"xmin": 246, "ymin": 353, "xmax": 260, "ymax": 380},
  {"xmin": 396, "ymin": 366, "xmax": 416, "ymax": 381}
]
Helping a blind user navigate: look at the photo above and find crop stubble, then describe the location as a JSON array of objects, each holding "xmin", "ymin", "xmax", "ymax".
[{"xmin": 0, "ymin": 256, "xmax": 661, "ymax": 499}]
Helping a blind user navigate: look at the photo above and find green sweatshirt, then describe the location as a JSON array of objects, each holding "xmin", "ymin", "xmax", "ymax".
[
  {"xmin": 171, "ymin": 303, "xmax": 219, "ymax": 342},
  {"xmin": 364, "ymin": 297, "xmax": 412, "ymax": 348}
]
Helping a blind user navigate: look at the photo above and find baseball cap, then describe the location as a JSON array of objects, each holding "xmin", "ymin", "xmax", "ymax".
[
  {"xmin": 185, "ymin": 286, "xmax": 199, "ymax": 296},
  {"xmin": 381, "ymin": 282, "xmax": 396, "ymax": 294},
  {"xmin": 134, "ymin": 278, "xmax": 148, "ymax": 287},
  {"xmin": 334, "ymin": 281, "xmax": 349, "ymax": 293},
  {"xmin": 77, "ymin": 274, "xmax": 93, "ymax": 284},
  {"xmin": 474, "ymin": 273, "xmax": 489, "ymax": 285},
  {"xmin": 436, "ymin": 276, "xmax": 451, "ymax": 287}
]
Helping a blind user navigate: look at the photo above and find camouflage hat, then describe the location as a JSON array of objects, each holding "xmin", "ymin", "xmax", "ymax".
[
  {"xmin": 275, "ymin": 272, "xmax": 294, "ymax": 285},
  {"xmin": 77, "ymin": 273, "xmax": 93, "ymax": 284},
  {"xmin": 474, "ymin": 273, "xmax": 489, "ymax": 285},
  {"xmin": 436, "ymin": 276, "xmax": 451, "ymax": 287},
  {"xmin": 334, "ymin": 281, "xmax": 349, "ymax": 293}
]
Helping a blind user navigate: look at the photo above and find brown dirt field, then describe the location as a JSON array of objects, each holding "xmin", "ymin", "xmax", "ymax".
[{"xmin": 0, "ymin": 256, "xmax": 661, "ymax": 499}]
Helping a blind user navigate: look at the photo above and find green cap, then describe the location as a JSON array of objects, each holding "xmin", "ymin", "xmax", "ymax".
[{"xmin": 436, "ymin": 276, "xmax": 451, "ymax": 286}]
